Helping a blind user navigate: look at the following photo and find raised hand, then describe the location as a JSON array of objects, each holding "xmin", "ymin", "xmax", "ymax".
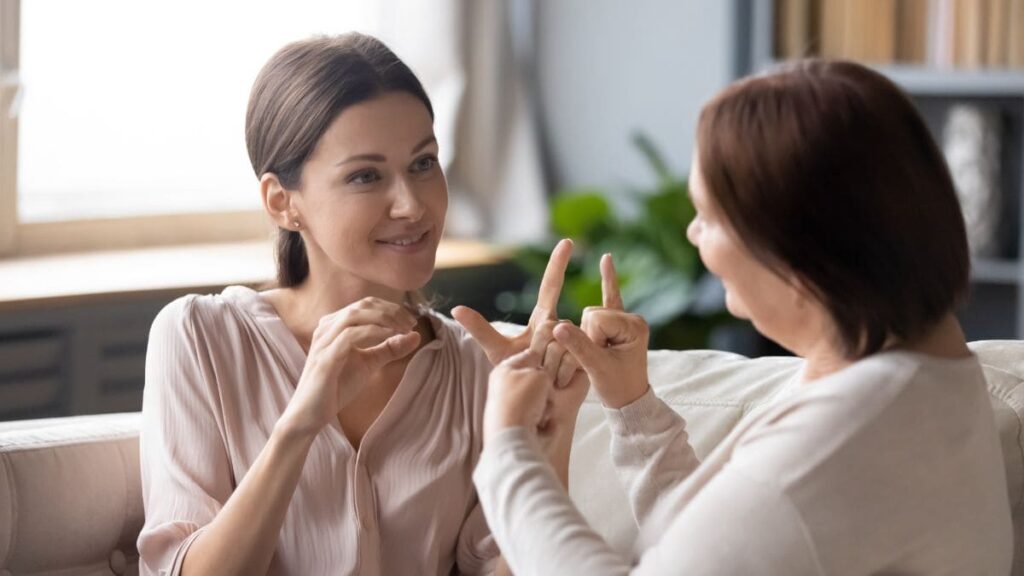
[
  {"xmin": 280, "ymin": 297, "xmax": 422, "ymax": 437},
  {"xmin": 553, "ymin": 253, "xmax": 651, "ymax": 409},
  {"xmin": 483, "ymin": 349, "xmax": 552, "ymax": 443},
  {"xmin": 452, "ymin": 239, "xmax": 580, "ymax": 388}
]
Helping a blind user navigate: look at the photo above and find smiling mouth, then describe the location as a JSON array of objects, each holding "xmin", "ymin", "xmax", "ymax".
[{"xmin": 376, "ymin": 230, "xmax": 429, "ymax": 247}]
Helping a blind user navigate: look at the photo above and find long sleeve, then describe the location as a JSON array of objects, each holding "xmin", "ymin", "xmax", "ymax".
[
  {"xmin": 137, "ymin": 297, "xmax": 235, "ymax": 576},
  {"xmin": 472, "ymin": 428, "xmax": 822, "ymax": 576},
  {"xmin": 603, "ymin": 388, "xmax": 700, "ymax": 530},
  {"xmin": 454, "ymin": 501, "xmax": 499, "ymax": 575}
]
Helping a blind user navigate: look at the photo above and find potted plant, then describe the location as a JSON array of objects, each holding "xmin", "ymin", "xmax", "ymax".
[{"xmin": 497, "ymin": 133, "xmax": 733, "ymax": 349}]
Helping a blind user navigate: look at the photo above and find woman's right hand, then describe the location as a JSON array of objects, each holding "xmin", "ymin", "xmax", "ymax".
[
  {"xmin": 279, "ymin": 297, "xmax": 422, "ymax": 437},
  {"xmin": 553, "ymin": 254, "xmax": 651, "ymax": 409}
]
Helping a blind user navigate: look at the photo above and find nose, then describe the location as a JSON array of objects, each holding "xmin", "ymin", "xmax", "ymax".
[
  {"xmin": 686, "ymin": 217, "xmax": 700, "ymax": 247},
  {"xmin": 389, "ymin": 177, "xmax": 426, "ymax": 221}
]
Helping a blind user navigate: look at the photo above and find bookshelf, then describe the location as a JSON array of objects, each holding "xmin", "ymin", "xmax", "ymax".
[{"xmin": 736, "ymin": 0, "xmax": 1024, "ymax": 339}]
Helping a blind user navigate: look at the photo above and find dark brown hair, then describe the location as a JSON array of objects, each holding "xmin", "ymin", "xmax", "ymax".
[
  {"xmin": 246, "ymin": 33, "xmax": 433, "ymax": 287},
  {"xmin": 697, "ymin": 59, "xmax": 969, "ymax": 358}
]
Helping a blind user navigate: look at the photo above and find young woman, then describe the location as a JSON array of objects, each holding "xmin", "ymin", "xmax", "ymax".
[
  {"xmin": 474, "ymin": 60, "xmax": 1014, "ymax": 574},
  {"xmin": 137, "ymin": 33, "xmax": 584, "ymax": 576}
]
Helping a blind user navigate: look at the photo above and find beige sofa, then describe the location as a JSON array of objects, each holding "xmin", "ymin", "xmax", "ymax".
[{"xmin": 2, "ymin": 341, "xmax": 1022, "ymax": 575}]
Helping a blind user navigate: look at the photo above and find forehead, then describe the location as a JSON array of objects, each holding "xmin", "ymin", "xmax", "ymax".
[{"xmin": 316, "ymin": 91, "xmax": 435, "ymax": 156}]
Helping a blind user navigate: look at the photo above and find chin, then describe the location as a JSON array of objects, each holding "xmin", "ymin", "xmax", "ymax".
[
  {"xmin": 392, "ymin": 264, "xmax": 437, "ymax": 292},
  {"xmin": 723, "ymin": 291, "xmax": 749, "ymax": 320}
]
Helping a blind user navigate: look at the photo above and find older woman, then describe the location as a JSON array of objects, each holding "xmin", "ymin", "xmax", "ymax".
[{"xmin": 474, "ymin": 60, "xmax": 1014, "ymax": 575}]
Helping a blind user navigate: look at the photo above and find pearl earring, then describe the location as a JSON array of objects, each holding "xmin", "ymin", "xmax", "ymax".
[{"xmin": 292, "ymin": 220, "xmax": 301, "ymax": 230}]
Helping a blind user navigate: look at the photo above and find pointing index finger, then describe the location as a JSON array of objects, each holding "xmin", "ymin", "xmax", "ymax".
[
  {"xmin": 601, "ymin": 253, "xmax": 624, "ymax": 310},
  {"xmin": 531, "ymin": 238, "xmax": 574, "ymax": 322}
]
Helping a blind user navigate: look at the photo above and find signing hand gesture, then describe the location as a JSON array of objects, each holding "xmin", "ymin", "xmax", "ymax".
[
  {"xmin": 452, "ymin": 238, "xmax": 581, "ymax": 388},
  {"xmin": 281, "ymin": 297, "xmax": 422, "ymax": 437},
  {"xmin": 553, "ymin": 253, "xmax": 651, "ymax": 409}
]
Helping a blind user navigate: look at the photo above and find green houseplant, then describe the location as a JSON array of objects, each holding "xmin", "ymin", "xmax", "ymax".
[{"xmin": 497, "ymin": 134, "xmax": 732, "ymax": 350}]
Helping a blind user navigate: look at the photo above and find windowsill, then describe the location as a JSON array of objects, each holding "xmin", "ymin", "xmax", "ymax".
[{"xmin": 0, "ymin": 239, "xmax": 510, "ymax": 313}]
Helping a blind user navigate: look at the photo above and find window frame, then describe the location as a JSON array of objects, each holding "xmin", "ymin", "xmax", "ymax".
[{"xmin": 0, "ymin": 0, "xmax": 270, "ymax": 258}]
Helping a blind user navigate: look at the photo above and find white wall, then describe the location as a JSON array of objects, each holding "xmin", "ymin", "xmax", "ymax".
[{"xmin": 535, "ymin": 0, "xmax": 737, "ymax": 191}]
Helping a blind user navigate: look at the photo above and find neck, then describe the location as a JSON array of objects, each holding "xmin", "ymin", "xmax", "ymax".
[
  {"xmin": 292, "ymin": 268, "xmax": 409, "ymax": 322},
  {"xmin": 796, "ymin": 313, "xmax": 969, "ymax": 383}
]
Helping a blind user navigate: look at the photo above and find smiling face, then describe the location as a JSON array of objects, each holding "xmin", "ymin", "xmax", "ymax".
[
  {"xmin": 685, "ymin": 149, "xmax": 812, "ymax": 347},
  {"xmin": 285, "ymin": 91, "xmax": 447, "ymax": 297}
]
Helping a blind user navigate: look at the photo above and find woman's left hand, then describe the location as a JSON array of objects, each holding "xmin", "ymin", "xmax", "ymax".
[{"xmin": 453, "ymin": 239, "xmax": 580, "ymax": 389}]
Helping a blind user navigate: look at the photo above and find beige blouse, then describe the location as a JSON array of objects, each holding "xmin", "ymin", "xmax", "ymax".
[{"xmin": 137, "ymin": 286, "xmax": 497, "ymax": 576}]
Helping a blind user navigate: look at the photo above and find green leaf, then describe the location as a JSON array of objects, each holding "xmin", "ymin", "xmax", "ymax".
[{"xmin": 551, "ymin": 191, "xmax": 613, "ymax": 240}]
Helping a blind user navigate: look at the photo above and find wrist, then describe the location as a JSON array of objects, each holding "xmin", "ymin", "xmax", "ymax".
[
  {"xmin": 274, "ymin": 411, "xmax": 323, "ymax": 445},
  {"xmin": 600, "ymin": 381, "xmax": 651, "ymax": 409}
]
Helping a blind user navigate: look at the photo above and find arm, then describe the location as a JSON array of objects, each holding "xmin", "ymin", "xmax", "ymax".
[
  {"xmin": 140, "ymin": 296, "xmax": 422, "ymax": 576},
  {"xmin": 137, "ymin": 298, "xmax": 319, "ymax": 576},
  {"xmin": 604, "ymin": 388, "xmax": 700, "ymax": 529},
  {"xmin": 473, "ymin": 428, "xmax": 822, "ymax": 576}
]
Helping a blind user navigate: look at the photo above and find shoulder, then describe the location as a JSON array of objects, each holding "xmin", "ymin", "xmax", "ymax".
[
  {"xmin": 149, "ymin": 286, "xmax": 255, "ymax": 345},
  {"xmin": 732, "ymin": 352, "xmax": 986, "ymax": 485}
]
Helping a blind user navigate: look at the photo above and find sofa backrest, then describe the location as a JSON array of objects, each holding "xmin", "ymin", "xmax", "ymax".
[{"xmin": 1, "ymin": 341, "xmax": 1021, "ymax": 575}]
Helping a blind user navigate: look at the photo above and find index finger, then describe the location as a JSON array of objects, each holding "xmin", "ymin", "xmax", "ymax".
[
  {"xmin": 531, "ymin": 238, "xmax": 574, "ymax": 321},
  {"xmin": 601, "ymin": 253, "xmax": 624, "ymax": 310}
]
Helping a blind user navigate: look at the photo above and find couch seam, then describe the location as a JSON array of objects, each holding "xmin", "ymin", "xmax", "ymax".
[
  {"xmin": 1, "ymin": 455, "xmax": 17, "ymax": 568},
  {"xmin": 114, "ymin": 440, "xmax": 130, "ymax": 556}
]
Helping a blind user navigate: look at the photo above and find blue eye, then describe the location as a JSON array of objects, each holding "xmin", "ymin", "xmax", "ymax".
[
  {"xmin": 347, "ymin": 169, "xmax": 380, "ymax": 185},
  {"xmin": 412, "ymin": 155, "xmax": 437, "ymax": 173}
]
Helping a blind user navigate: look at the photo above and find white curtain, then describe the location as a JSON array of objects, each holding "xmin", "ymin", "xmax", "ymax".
[{"xmin": 379, "ymin": 0, "xmax": 549, "ymax": 244}]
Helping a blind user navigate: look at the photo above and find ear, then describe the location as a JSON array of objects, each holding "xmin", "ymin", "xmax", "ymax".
[{"xmin": 261, "ymin": 172, "xmax": 299, "ymax": 230}]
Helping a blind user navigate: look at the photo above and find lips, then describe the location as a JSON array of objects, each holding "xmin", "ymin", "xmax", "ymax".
[{"xmin": 375, "ymin": 229, "xmax": 430, "ymax": 250}]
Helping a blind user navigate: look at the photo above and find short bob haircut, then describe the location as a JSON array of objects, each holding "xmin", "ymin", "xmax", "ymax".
[
  {"xmin": 697, "ymin": 59, "xmax": 969, "ymax": 359},
  {"xmin": 245, "ymin": 33, "xmax": 434, "ymax": 288}
]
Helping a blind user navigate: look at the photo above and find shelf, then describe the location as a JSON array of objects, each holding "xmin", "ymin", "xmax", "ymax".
[
  {"xmin": 873, "ymin": 66, "xmax": 1024, "ymax": 97},
  {"xmin": 972, "ymin": 258, "xmax": 1023, "ymax": 285},
  {"xmin": 758, "ymin": 60, "xmax": 1024, "ymax": 96}
]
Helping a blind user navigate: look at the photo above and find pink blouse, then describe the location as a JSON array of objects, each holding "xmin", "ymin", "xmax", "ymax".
[{"xmin": 137, "ymin": 285, "xmax": 497, "ymax": 575}]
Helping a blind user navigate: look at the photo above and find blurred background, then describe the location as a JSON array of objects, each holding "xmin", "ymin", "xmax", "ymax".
[{"xmin": 0, "ymin": 0, "xmax": 1022, "ymax": 421}]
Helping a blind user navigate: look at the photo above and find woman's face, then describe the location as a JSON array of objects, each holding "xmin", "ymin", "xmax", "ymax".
[
  {"xmin": 685, "ymin": 151, "xmax": 806, "ymax": 342},
  {"xmin": 292, "ymin": 91, "xmax": 447, "ymax": 294}
]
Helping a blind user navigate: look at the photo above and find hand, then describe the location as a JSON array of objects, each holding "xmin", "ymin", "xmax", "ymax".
[
  {"xmin": 452, "ymin": 239, "xmax": 580, "ymax": 388},
  {"xmin": 483, "ymin": 349, "xmax": 552, "ymax": 444},
  {"xmin": 279, "ymin": 297, "xmax": 421, "ymax": 437},
  {"xmin": 529, "ymin": 319, "xmax": 590, "ymax": 446},
  {"xmin": 553, "ymin": 254, "xmax": 651, "ymax": 409}
]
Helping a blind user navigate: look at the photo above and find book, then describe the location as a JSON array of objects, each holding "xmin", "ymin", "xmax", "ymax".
[
  {"xmin": 897, "ymin": 0, "xmax": 930, "ymax": 63},
  {"xmin": 953, "ymin": 0, "xmax": 986, "ymax": 67},
  {"xmin": 986, "ymin": 0, "xmax": 1009, "ymax": 67},
  {"xmin": 1010, "ymin": 0, "xmax": 1024, "ymax": 66},
  {"xmin": 775, "ymin": 0, "xmax": 815, "ymax": 59}
]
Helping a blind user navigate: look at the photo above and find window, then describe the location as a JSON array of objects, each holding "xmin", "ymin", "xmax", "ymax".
[{"xmin": 1, "ymin": 0, "xmax": 462, "ymax": 255}]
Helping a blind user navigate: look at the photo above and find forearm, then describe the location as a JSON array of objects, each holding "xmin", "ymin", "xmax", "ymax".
[
  {"xmin": 181, "ymin": 419, "xmax": 317, "ymax": 576},
  {"xmin": 605, "ymin": 389, "xmax": 699, "ymax": 528}
]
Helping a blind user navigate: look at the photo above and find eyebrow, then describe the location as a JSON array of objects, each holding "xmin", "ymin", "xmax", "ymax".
[{"xmin": 334, "ymin": 135, "xmax": 438, "ymax": 167}]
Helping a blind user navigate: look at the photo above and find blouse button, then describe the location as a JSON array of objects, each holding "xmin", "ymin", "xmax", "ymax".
[{"xmin": 108, "ymin": 549, "xmax": 127, "ymax": 575}]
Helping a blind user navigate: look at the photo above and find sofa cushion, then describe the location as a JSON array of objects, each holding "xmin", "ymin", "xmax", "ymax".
[{"xmin": 0, "ymin": 413, "xmax": 143, "ymax": 576}]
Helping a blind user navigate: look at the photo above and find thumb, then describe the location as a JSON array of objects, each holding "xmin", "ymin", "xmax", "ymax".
[
  {"xmin": 363, "ymin": 331, "xmax": 421, "ymax": 368},
  {"xmin": 552, "ymin": 322, "xmax": 605, "ymax": 373},
  {"xmin": 452, "ymin": 306, "xmax": 507, "ymax": 363}
]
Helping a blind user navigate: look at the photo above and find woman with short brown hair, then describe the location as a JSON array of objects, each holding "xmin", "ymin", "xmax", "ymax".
[{"xmin": 474, "ymin": 60, "xmax": 1014, "ymax": 575}]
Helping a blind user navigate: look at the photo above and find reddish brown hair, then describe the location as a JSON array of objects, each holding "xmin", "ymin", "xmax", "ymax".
[{"xmin": 697, "ymin": 59, "xmax": 969, "ymax": 358}]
